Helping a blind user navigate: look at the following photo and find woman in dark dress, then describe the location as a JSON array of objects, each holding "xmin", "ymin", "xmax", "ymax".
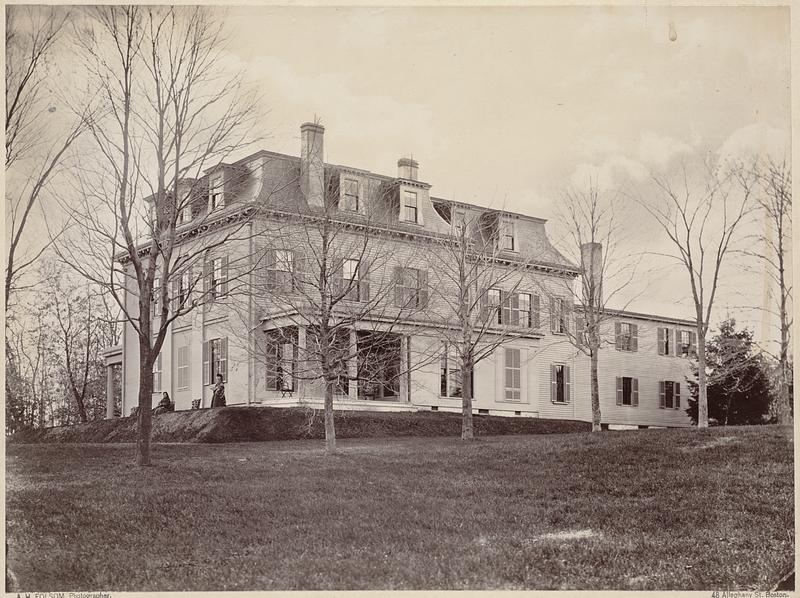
[
  {"xmin": 152, "ymin": 391, "xmax": 174, "ymax": 415},
  {"xmin": 211, "ymin": 374, "xmax": 226, "ymax": 407}
]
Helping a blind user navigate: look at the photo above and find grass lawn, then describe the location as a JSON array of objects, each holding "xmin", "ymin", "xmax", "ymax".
[{"xmin": 6, "ymin": 425, "xmax": 794, "ymax": 591}]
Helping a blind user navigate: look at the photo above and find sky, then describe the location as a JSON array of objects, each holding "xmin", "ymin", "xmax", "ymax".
[
  {"xmin": 216, "ymin": 5, "xmax": 790, "ymax": 344},
  {"xmin": 10, "ymin": 4, "xmax": 792, "ymax": 349}
]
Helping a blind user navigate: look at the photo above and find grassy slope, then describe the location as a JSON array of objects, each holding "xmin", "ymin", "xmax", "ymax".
[
  {"xmin": 6, "ymin": 425, "xmax": 794, "ymax": 591},
  {"xmin": 7, "ymin": 406, "xmax": 590, "ymax": 444}
]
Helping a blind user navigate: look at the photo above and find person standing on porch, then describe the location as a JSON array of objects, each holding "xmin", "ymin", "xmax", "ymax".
[{"xmin": 211, "ymin": 374, "xmax": 226, "ymax": 408}]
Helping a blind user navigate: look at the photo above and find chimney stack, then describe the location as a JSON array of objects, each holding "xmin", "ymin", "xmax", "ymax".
[
  {"xmin": 300, "ymin": 122, "xmax": 325, "ymax": 208},
  {"xmin": 580, "ymin": 242, "xmax": 603, "ymax": 306},
  {"xmin": 397, "ymin": 157, "xmax": 419, "ymax": 181}
]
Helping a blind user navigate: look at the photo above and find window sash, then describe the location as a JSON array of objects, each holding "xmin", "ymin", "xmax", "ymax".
[
  {"xmin": 209, "ymin": 176, "xmax": 223, "ymax": 209},
  {"xmin": 343, "ymin": 179, "xmax": 359, "ymax": 211},
  {"xmin": 403, "ymin": 191, "xmax": 418, "ymax": 222},
  {"xmin": 152, "ymin": 353, "xmax": 162, "ymax": 392},
  {"xmin": 504, "ymin": 348, "xmax": 521, "ymax": 402},
  {"xmin": 555, "ymin": 364, "xmax": 565, "ymax": 403},
  {"xmin": 176, "ymin": 346, "xmax": 189, "ymax": 390}
]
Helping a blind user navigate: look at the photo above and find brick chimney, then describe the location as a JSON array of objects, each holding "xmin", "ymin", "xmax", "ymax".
[
  {"xmin": 397, "ymin": 157, "xmax": 419, "ymax": 181},
  {"xmin": 300, "ymin": 122, "xmax": 325, "ymax": 208},
  {"xmin": 580, "ymin": 242, "xmax": 603, "ymax": 306}
]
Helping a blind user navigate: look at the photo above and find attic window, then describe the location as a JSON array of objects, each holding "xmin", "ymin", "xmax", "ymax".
[
  {"xmin": 342, "ymin": 178, "xmax": 358, "ymax": 212},
  {"xmin": 402, "ymin": 191, "xmax": 418, "ymax": 223},
  {"xmin": 209, "ymin": 175, "xmax": 224, "ymax": 210},
  {"xmin": 500, "ymin": 217, "xmax": 515, "ymax": 251}
]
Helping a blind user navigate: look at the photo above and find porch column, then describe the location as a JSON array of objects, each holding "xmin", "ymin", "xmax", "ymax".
[
  {"xmin": 348, "ymin": 328, "xmax": 358, "ymax": 400},
  {"xmin": 106, "ymin": 364, "xmax": 115, "ymax": 419},
  {"xmin": 399, "ymin": 335, "xmax": 410, "ymax": 403},
  {"xmin": 297, "ymin": 325, "xmax": 307, "ymax": 399}
]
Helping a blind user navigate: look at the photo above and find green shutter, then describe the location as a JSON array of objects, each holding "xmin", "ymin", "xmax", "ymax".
[
  {"xmin": 616, "ymin": 376, "xmax": 623, "ymax": 405},
  {"xmin": 532, "ymin": 294, "xmax": 540, "ymax": 328},
  {"xmin": 674, "ymin": 382, "xmax": 681, "ymax": 409},
  {"xmin": 550, "ymin": 298, "xmax": 557, "ymax": 333},
  {"xmin": 615, "ymin": 322, "xmax": 622, "ymax": 350},
  {"xmin": 631, "ymin": 324, "xmax": 639, "ymax": 352},
  {"xmin": 550, "ymin": 365, "xmax": 557, "ymax": 403},
  {"xmin": 220, "ymin": 256, "xmax": 229, "ymax": 296},
  {"xmin": 265, "ymin": 249, "xmax": 276, "ymax": 291},
  {"xmin": 394, "ymin": 267, "xmax": 404, "ymax": 307},
  {"xmin": 657, "ymin": 327, "xmax": 665, "ymax": 355},
  {"xmin": 632, "ymin": 378, "xmax": 639, "ymax": 406},
  {"xmin": 659, "ymin": 380, "xmax": 666, "ymax": 408},
  {"xmin": 221, "ymin": 337, "xmax": 228, "ymax": 382},
  {"xmin": 689, "ymin": 331, "xmax": 697, "ymax": 356},
  {"xmin": 565, "ymin": 366, "xmax": 571, "ymax": 403},
  {"xmin": 359, "ymin": 260, "xmax": 370, "ymax": 302}
]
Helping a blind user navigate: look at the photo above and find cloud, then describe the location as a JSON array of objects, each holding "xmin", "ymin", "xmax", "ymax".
[
  {"xmin": 716, "ymin": 122, "xmax": 790, "ymax": 164},
  {"xmin": 638, "ymin": 131, "xmax": 693, "ymax": 168},
  {"xmin": 569, "ymin": 154, "xmax": 648, "ymax": 191}
]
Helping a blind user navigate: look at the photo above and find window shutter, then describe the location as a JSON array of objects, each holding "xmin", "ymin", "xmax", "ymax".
[
  {"xmin": 576, "ymin": 316, "xmax": 586, "ymax": 346},
  {"xmin": 187, "ymin": 265, "xmax": 193, "ymax": 303},
  {"xmin": 689, "ymin": 331, "xmax": 697, "ymax": 356},
  {"xmin": 615, "ymin": 322, "xmax": 622, "ymax": 350},
  {"xmin": 221, "ymin": 337, "xmax": 228, "ymax": 382},
  {"xmin": 171, "ymin": 277, "xmax": 180, "ymax": 311},
  {"xmin": 532, "ymin": 294, "xmax": 540, "ymax": 328},
  {"xmin": 616, "ymin": 376, "xmax": 622, "ymax": 405},
  {"xmin": 511, "ymin": 292, "xmax": 520, "ymax": 326},
  {"xmin": 220, "ymin": 256, "xmax": 229, "ymax": 296},
  {"xmin": 203, "ymin": 260, "xmax": 212, "ymax": 302},
  {"xmin": 657, "ymin": 327, "xmax": 665, "ymax": 355},
  {"xmin": 360, "ymin": 260, "xmax": 370, "ymax": 302},
  {"xmin": 202, "ymin": 341, "xmax": 210, "ymax": 385},
  {"xmin": 550, "ymin": 298, "xmax": 557, "ymax": 333},
  {"xmin": 394, "ymin": 267, "xmax": 404, "ymax": 307},
  {"xmin": 500, "ymin": 290, "xmax": 509, "ymax": 325},
  {"xmin": 632, "ymin": 377, "xmax": 639, "ymax": 406},
  {"xmin": 631, "ymin": 323, "xmax": 639, "ymax": 352},
  {"xmin": 332, "ymin": 258, "xmax": 343, "ymax": 297},
  {"xmin": 659, "ymin": 380, "xmax": 666, "ymax": 408},
  {"xmin": 265, "ymin": 249, "xmax": 276, "ymax": 292},
  {"xmin": 565, "ymin": 366, "xmax": 571, "ymax": 403},
  {"xmin": 550, "ymin": 365, "xmax": 557, "ymax": 402},
  {"xmin": 293, "ymin": 250, "xmax": 304, "ymax": 292},
  {"xmin": 480, "ymin": 288, "xmax": 488, "ymax": 320},
  {"xmin": 674, "ymin": 383, "xmax": 681, "ymax": 409},
  {"xmin": 418, "ymin": 269, "xmax": 429, "ymax": 307},
  {"xmin": 673, "ymin": 328, "xmax": 679, "ymax": 356}
]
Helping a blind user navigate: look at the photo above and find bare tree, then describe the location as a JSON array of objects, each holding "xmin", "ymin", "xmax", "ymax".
[
  {"xmin": 640, "ymin": 160, "xmax": 756, "ymax": 428},
  {"xmin": 540, "ymin": 182, "xmax": 640, "ymax": 431},
  {"xmin": 425, "ymin": 206, "xmax": 543, "ymax": 440},
  {"xmin": 55, "ymin": 6, "xmax": 260, "ymax": 465},
  {"xmin": 5, "ymin": 6, "xmax": 86, "ymax": 309},
  {"xmin": 751, "ymin": 158, "xmax": 792, "ymax": 424},
  {"xmin": 231, "ymin": 150, "xmax": 429, "ymax": 452}
]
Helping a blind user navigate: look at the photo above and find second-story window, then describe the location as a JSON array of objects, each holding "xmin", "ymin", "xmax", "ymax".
[
  {"xmin": 403, "ymin": 191, "xmax": 418, "ymax": 223},
  {"xmin": 487, "ymin": 288, "xmax": 502, "ymax": 324},
  {"xmin": 204, "ymin": 256, "xmax": 228, "ymax": 303},
  {"xmin": 550, "ymin": 298, "xmax": 569, "ymax": 334},
  {"xmin": 209, "ymin": 175, "xmax": 224, "ymax": 211},
  {"xmin": 342, "ymin": 179, "xmax": 358, "ymax": 212},
  {"xmin": 518, "ymin": 293, "xmax": 532, "ymax": 327},
  {"xmin": 342, "ymin": 258, "xmax": 359, "ymax": 301},
  {"xmin": 678, "ymin": 330, "xmax": 697, "ymax": 357},
  {"xmin": 615, "ymin": 322, "xmax": 639, "ymax": 352},
  {"xmin": 657, "ymin": 327, "xmax": 672, "ymax": 355},
  {"xmin": 266, "ymin": 249, "xmax": 295, "ymax": 294},
  {"xmin": 395, "ymin": 267, "xmax": 427, "ymax": 308}
]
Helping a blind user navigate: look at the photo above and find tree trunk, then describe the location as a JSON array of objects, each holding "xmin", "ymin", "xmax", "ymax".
[
  {"xmin": 697, "ymin": 331, "xmax": 709, "ymax": 428},
  {"xmin": 324, "ymin": 377, "xmax": 336, "ymax": 453},
  {"xmin": 590, "ymin": 349, "xmax": 601, "ymax": 432},
  {"xmin": 461, "ymin": 354, "xmax": 474, "ymax": 440},
  {"xmin": 136, "ymin": 340, "xmax": 154, "ymax": 466}
]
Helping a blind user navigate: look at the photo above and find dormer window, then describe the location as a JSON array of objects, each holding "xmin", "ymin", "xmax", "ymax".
[
  {"xmin": 453, "ymin": 208, "xmax": 467, "ymax": 237},
  {"xmin": 342, "ymin": 179, "xmax": 359, "ymax": 212},
  {"xmin": 402, "ymin": 190, "xmax": 418, "ymax": 223},
  {"xmin": 500, "ymin": 217, "xmax": 515, "ymax": 251},
  {"xmin": 178, "ymin": 203, "xmax": 192, "ymax": 225},
  {"xmin": 209, "ymin": 175, "xmax": 224, "ymax": 211}
]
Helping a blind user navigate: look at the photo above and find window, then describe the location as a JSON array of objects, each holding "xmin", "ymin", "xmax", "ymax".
[
  {"xmin": 402, "ymin": 190, "xmax": 418, "ymax": 223},
  {"xmin": 453, "ymin": 208, "xmax": 467, "ymax": 237},
  {"xmin": 504, "ymin": 348, "xmax": 521, "ymax": 402},
  {"xmin": 550, "ymin": 363, "xmax": 571, "ymax": 403},
  {"xmin": 151, "ymin": 277, "xmax": 161, "ymax": 319},
  {"xmin": 342, "ymin": 258, "xmax": 369, "ymax": 302},
  {"xmin": 487, "ymin": 288, "xmax": 502, "ymax": 324},
  {"xmin": 342, "ymin": 179, "xmax": 359, "ymax": 212},
  {"xmin": 518, "ymin": 293, "xmax": 532, "ymax": 328},
  {"xmin": 152, "ymin": 353, "xmax": 162, "ymax": 392},
  {"xmin": 266, "ymin": 249, "xmax": 295, "ymax": 294},
  {"xmin": 500, "ymin": 218, "xmax": 515, "ymax": 251},
  {"xmin": 658, "ymin": 327, "xmax": 672, "ymax": 355},
  {"xmin": 209, "ymin": 175, "xmax": 224, "ymax": 210},
  {"xmin": 395, "ymin": 267, "xmax": 427, "ymax": 308},
  {"xmin": 440, "ymin": 344, "xmax": 462, "ymax": 398},
  {"xmin": 615, "ymin": 322, "xmax": 638, "ymax": 352},
  {"xmin": 660, "ymin": 380, "xmax": 681, "ymax": 409},
  {"xmin": 501, "ymin": 291, "xmax": 536, "ymax": 327},
  {"xmin": 550, "ymin": 298, "xmax": 569, "ymax": 334},
  {"xmin": 265, "ymin": 331, "xmax": 296, "ymax": 392},
  {"xmin": 172, "ymin": 268, "xmax": 193, "ymax": 310},
  {"xmin": 616, "ymin": 376, "xmax": 639, "ymax": 407},
  {"xmin": 203, "ymin": 337, "xmax": 227, "ymax": 385},
  {"xmin": 178, "ymin": 203, "xmax": 192, "ymax": 225},
  {"xmin": 678, "ymin": 330, "xmax": 696, "ymax": 357},
  {"xmin": 206, "ymin": 257, "xmax": 228, "ymax": 300},
  {"xmin": 176, "ymin": 345, "xmax": 189, "ymax": 390}
]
